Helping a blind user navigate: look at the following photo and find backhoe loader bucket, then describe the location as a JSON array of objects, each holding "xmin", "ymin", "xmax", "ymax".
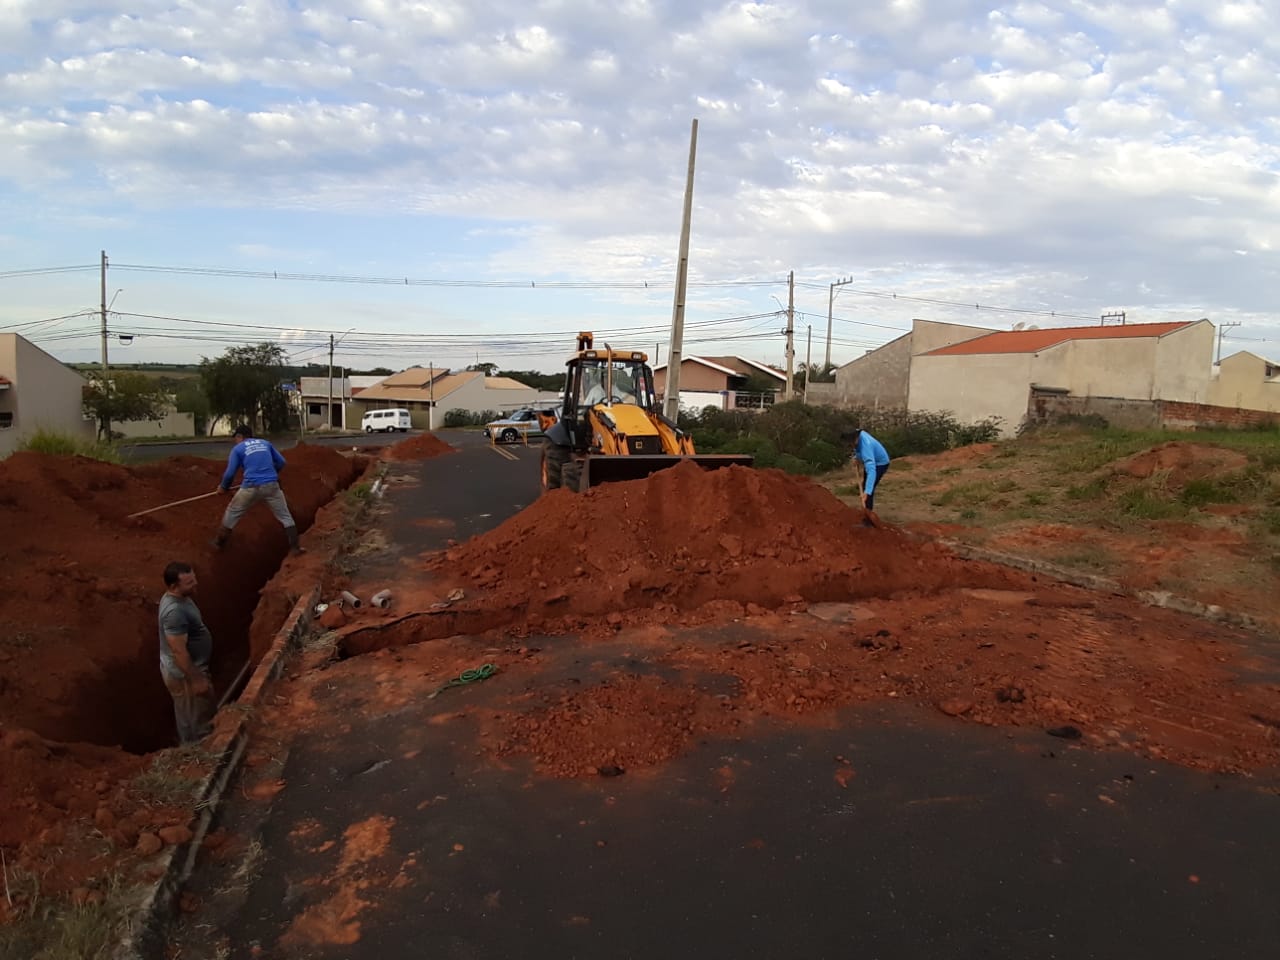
[{"xmin": 578, "ymin": 454, "xmax": 754, "ymax": 491}]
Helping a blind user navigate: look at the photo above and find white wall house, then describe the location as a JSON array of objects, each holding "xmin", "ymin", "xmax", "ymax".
[{"xmin": 0, "ymin": 333, "xmax": 94, "ymax": 457}]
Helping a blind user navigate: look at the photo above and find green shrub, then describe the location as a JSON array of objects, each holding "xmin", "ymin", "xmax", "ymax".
[
  {"xmin": 17, "ymin": 428, "xmax": 122, "ymax": 464},
  {"xmin": 442, "ymin": 408, "xmax": 500, "ymax": 428}
]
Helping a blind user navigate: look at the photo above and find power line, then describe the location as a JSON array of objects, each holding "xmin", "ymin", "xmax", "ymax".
[
  {"xmin": 793, "ymin": 281, "xmax": 1098, "ymax": 322},
  {"xmin": 0, "ymin": 265, "xmax": 98, "ymax": 280},
  {"xmin": 109, "ymin": 262, "xmax": 781, "ymax": 290}
]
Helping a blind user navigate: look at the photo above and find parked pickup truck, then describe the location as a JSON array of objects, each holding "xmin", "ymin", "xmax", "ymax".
[{"xmin": 483, "ymin": 408, "xmax": 554, "ymax": 443}]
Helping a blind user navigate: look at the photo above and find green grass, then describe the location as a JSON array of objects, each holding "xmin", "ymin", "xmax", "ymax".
[
  {"xmin": 832, "ymin": 484, "xmax": 859, "ymax": 497},
  {"xmin": 16, "ymin": 428, "xmax": 122, "ymax": 464},
  {"xmin": 1117, "ymin": 488, "xmax": 1187, "ymax": 521},
  {"xmin": 1065, "ymin": 477, "xmax": 1108, "ymax": 501},
  {"xmin": 0, "ymin": 868, "xmax": 129, "ymax": 960}
]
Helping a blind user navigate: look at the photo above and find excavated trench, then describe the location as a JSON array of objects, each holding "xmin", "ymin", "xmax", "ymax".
[{"xmin": 0, "ymin": 446, "xmax": 364, "ymax": 755}]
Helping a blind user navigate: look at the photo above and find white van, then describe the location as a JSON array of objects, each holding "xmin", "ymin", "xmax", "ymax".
[{"xmin": 361, "ymin": 408, "xmax": 411, "ymax": 433}]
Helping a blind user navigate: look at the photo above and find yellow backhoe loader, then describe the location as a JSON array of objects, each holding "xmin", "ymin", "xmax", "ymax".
[{"xmin": 538, "ymin": 332, "xmax": 754, "ymax": 493}]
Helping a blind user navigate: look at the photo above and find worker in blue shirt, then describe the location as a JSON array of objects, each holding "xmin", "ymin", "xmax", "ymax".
[
  {"xmin": 210, "ymin": 425, "xmax": 303, "ymax": 554},
  {"xmin": 843, "ymin": 428, "xmax": 891, "ymax": 514}
]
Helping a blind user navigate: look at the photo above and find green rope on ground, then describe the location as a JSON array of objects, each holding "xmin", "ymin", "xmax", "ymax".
[{"xmin": 427, "ymin": 663, "xmax": 497, "ymax": 699}]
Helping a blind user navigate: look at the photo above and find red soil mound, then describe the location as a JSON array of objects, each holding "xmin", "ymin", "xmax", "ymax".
[
  {"xmin": 1116, "ymin": 442, "xmax": 1248, "ymax": 486},
  {"xmin": 0, "ymin": 444, "xmax": 359, "ymax": 754},
  {"xmin": 383, "ymin": 432, "xmax": 454, "ymax": 461},
  {"xmin": 434, "ymin": 462, "xmax": 1025, "ymax": 620}
]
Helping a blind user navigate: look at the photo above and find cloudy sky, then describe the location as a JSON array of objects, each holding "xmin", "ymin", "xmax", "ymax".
[{"xmin": 1, "ymin": 0, "xmax": 1277, "ymax": 373}]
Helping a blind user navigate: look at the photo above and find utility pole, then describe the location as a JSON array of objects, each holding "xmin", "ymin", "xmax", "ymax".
[
  {"xmin": 1216, "ymin": 320, "xmax": 1240, "ymax": 365},
  {"xmin": 826, "ymin": 276, "xmax": 852, "ymax": 369},
  {"xmin": 100, "ymin": 250, "xmax": 109, "ymax": 438},
  {"xmin": 784, "ymin": 270, "xmax": 795, "ymax": 401},
  {"xmin": 804, "ymin": 324, "xmax": 812, "ymax": 405},
  {"xmin": 428, "ymin": 362, "xmax": 435, "ymax": 430},
  {"xmin": 664, "ymin": 118, "xmax": 698, "ymax": 422},
  {"xmin": 327, "ymin": 333, "xmax": 335, "ymax": 430}
]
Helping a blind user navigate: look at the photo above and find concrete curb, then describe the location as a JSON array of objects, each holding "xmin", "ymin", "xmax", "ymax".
[
  {"xmin": 114, "ymin": 584, "xmax": 320, "ymax": 960},
  {"xmin": 940, "ymin": 539, "xmax": 1275, "ymax": 637}
]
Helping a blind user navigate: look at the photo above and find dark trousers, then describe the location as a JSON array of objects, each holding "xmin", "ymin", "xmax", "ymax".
[{"xmin": 866, "ymin": 462, "xmax": 889, "ymax": 512}]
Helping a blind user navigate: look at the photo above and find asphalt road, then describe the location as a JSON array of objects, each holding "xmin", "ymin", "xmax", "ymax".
[
  {"xmin": 118, "ymin": 429, "xmax": 435, "ymax": 463},
  {"xmin": 169, "ymin": 435, "xmax": 1280, "ymax": 960}
]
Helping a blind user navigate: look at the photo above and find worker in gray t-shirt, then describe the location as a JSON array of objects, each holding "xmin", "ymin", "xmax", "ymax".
[{"xmin": 158, "ymin": 560, "xmax": 215, "ymax": 744}]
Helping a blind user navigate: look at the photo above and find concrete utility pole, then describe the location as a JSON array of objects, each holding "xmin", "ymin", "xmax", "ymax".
[
  {"xmin": 327, "ymin": 333, "xmax": 335, "ymax": 430},
  {"xmin": 826, "ymin": 276, "xmax": 852, "ymax": 369},
  {"xmin": 428, "ymin": 362, "xmax": 435, "ymax": 430},
  {"xmin": 99, "ymin": 250, "xmax": 109, "ymax": 437},
  {"xmin": 784, "ymin": 270, "xmax": 795, "ymax": 401},
  {"xmin": 664, "ymin": 118, "xmax": 698, "ymax": 422},
  {"xmin": 1216, "ymin": 320, "xmax": 1240, "ymax": 365},
  {"xmin": 804, "ymin": 324, "xmax": 812, "ymax": 405}
]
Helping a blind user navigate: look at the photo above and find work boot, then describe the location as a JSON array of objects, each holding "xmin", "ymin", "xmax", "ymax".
[
  {"xmin": 210, "ymin": 526, "xmax": 232, "ymax": 550},
  {"xmin": 285, "ymin": 525, "xmax": 305, "ymax": 555}
]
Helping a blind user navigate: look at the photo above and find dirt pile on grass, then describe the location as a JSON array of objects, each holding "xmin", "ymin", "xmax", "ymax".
[
  {"xmin": 433, "ymin": 462, "xmax": 1026, "ymax": 621},
  {"xmin": 384, "ymin": 432, "xmax": 454, "ymax": 461},
  {"xmin": 1116, "ymin": 442, "xmax": 1249, "ymax": 486}
]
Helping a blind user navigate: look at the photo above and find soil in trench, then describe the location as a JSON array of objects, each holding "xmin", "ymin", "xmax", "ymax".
[{"xmin": 0, "ymin": 443, "xmax": 362, "ymax": 907}]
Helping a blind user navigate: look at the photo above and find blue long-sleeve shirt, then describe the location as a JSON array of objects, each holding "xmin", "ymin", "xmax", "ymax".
[
  {"xmin": 221, "ymin": 438, "xmax": 286, "ymax": 489},
  {"xmin": 853, "ymin": 432, "xmax": 890, "ymax": 495}
]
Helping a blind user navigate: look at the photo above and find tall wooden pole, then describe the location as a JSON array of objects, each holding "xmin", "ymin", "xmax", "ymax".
[{"xmin": 663, "ymin": 118, "xmax": 698, "ymax": 422}]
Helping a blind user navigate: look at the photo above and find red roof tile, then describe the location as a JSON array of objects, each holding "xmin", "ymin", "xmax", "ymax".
[{"xmin": 924, "ymin": 321, "xmax": 1197, "ymax": 357}]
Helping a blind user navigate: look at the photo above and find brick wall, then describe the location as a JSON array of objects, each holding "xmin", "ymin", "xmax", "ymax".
[{"xmin": 1028, "ymin": 393, "xmax": 1280, "ymax": 431}]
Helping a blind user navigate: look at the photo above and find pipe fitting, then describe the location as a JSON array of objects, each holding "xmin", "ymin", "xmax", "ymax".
[
  {"xmin": 370, "ymin": 589, "xmax": 392, "ymax": 609},
  {"xmin": 339, "ymin": 590, "xmax": 362, "ymax": 608}
]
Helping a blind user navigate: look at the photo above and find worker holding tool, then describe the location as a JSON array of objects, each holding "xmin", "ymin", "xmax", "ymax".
[
  {"xmin": 210, "ymin": 424, "xmax": 303, "ymax": 554},
  {"xmin": 843, "ymin": 428, "xmax": 891, "ymax": 517},
  {"xmin": 158, "ymin": 561, "xmax": 216, "ymax": 745}
]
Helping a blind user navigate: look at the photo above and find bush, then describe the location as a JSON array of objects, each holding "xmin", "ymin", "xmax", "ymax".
[
  {"xmin": 17, "ymin": 428, "xmax": 122, "ymax": 464},
  {"xmin": 442, "ymin": 408, "xmax": 500, "ymax": 428},
  {"xmin": 684, "ymin": 400, "xmax": 1002, "ymax": 474}
]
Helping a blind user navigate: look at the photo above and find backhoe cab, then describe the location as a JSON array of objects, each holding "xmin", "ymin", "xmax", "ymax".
[{"xmin": 538, "ymin": 331, "xmax": 754, "ymax": 493}]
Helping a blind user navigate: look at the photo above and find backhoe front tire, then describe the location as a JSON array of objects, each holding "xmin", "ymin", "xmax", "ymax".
[
  {"xmin": 561, "ymin": 462, "xmax": 583, "ymax": 494},
  {"xmin": 541, "ymin": 440, "xmax": 570, "ymax": 493}
]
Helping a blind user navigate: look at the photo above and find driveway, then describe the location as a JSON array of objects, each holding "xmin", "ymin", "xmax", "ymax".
[{"xmin": 167, "ymin": 437, "xmax": 1280, "ymax": 960}]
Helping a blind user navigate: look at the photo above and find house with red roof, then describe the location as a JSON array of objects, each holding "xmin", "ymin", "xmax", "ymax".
[
  {"xmin": 907, "ymin": 319, "xmax": 1215, "ymax": 435},
  {"xmin": 834, "ymin": 319, "xmax": 998, "ymax": 409}
]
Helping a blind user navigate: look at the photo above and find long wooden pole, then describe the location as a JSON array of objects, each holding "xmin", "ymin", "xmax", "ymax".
[{"xmin": 127, "ymin": 485, "xmax": 240, "ymax": 520}]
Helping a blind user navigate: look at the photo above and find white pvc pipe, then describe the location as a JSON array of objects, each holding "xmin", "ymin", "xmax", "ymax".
[
  {"xmin": 370, "ymin": 589, "xmax": 392, "ymax": 608},
  {"xmin": 339, "ymin": 590, "xmax": 362, "ymax": 608}
]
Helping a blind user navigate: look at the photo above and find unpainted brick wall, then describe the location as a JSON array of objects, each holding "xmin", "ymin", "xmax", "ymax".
[{"xmin": 1029, "ymin": 394, "xmax": 1280, "ymax": 431}]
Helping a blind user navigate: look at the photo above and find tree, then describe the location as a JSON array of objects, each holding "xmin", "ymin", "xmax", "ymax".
[
  {"xmin": 83, "ymin": 372, "xmax": 171, "ymax": 439},
  {"xmin": 467, "ymin": 362, "xmax": 499, "ymax": 376},
  {"xmin": 497, "ymin": 369, "xmax": 565, "ymax": 392},
  {"xmin": 173, "ymin": 379, "xmax": 211, "ymax": 435},
  {"xmin": 199, "ymin": 343, "xmax": 292, "ymax": 434},
  {"xmin": 796, "ymin": 361, "xmax": 838, "ymax": 385}
]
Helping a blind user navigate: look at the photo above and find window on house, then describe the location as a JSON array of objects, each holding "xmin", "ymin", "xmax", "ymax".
[
  {"xmin": 0, "ymin": 412, "xmax": 12, "ymax": 429},
  {"xmin": 1266, "ymin": 364, "xmax": 1277, "ymax": 379},
  {"xmin": 308, "ymin": 403, "xmax": 322, "ymax": 415}
]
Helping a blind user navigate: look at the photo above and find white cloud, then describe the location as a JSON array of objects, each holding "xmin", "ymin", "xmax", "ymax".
[{"xmin": 1, "ymin": 0, "xmax": 1278, "ymax": 364}]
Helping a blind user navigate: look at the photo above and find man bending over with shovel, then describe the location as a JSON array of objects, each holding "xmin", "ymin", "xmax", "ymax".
[
  {"xmin": 211, "ymin": 424, "xmax": 303, "ymax": 554},
  {"xmin": 843, "ymin": 428, "xmax": 890, "ymax": 525}
]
